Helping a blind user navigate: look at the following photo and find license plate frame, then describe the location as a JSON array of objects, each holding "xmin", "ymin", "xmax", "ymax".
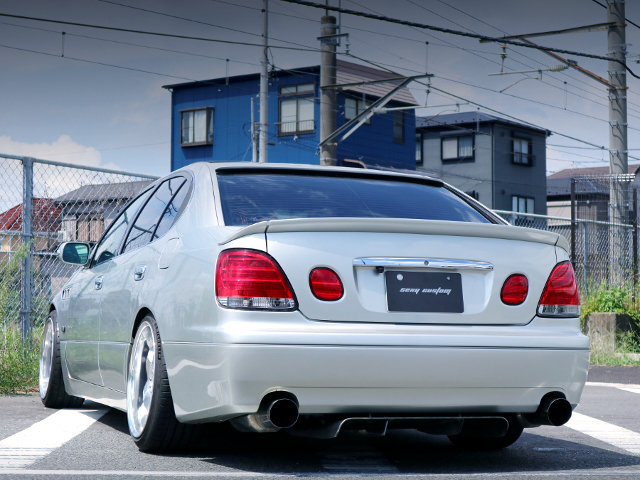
[{"xmin": 385, "ymin": 271, "xmax": 464, "ymax": 313}]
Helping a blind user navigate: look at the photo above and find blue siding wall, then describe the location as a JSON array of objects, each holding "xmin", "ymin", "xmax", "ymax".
[{"xmin": 170, "ymin": 70, "xmax": 414, "ymax": 171}]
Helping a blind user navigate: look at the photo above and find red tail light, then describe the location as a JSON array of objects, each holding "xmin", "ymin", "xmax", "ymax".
[
  {"xmin": 215, "ymin": 249, "xmax": 296, "ymax": 310},
  {"xmin": 309, "ymin": 268, "xmax": 343, "ymax": 301},
  {"xmin": 501, "ymin": 274, "xmax": 528, "ymax": 305},
  {"xmin": 538, "ymin": 261, "xmax": 580, "ymax": 317}
]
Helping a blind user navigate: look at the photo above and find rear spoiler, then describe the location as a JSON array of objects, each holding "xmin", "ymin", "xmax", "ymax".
[{"xmin": 218, "ymin": 217, "xmax": 569, "ymax": 252}]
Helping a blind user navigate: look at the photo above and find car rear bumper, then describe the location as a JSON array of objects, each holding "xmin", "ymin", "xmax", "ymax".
[{"xmin": 163, "ymin": 341, "xmax": 590, "ymax": 423}]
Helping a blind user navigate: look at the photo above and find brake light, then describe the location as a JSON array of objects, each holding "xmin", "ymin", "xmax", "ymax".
[
  {"xmin": 309, "ymin": 268, "xmax": 344, "ymax": 301},
  {"xmin": 215, "ymin": 249, "xmax": 296, "ymax": 310},
  {"xmin": 501, "ymin": 274, "xmax": 528, "ymax": 305},
  {"xmin": 537, "ymin": 261, "xmax": 580, "ymax": 317}
]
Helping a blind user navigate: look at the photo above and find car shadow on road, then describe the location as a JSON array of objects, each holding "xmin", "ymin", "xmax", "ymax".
[{"xmin": 95, "ymin": 411, "xmax": 640, "ymax": 474}]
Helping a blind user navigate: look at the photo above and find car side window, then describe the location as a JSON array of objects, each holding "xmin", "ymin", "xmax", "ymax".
[
  {"xmin": 122, "ymin": 177, "xmax": 186, "ymax": 254},
  {"xmin": 92, "ymin": 189, "xmax": 152, "ymax": 267},
  {"xmin": 152, "ymin": 180, "xmax": 191, "ymax": 241}
]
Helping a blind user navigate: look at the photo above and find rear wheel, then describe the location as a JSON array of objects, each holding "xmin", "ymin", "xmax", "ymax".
[
  {"xmin": 39, "ymin": 310, "xmax": 84, "ymax": 409},
  {"xmin": 126, "ymin": 315, "xmax": 201, "ymax": 452},
  {"xmin": 448, "ymin": 416, "xmax": 523, "ymax": 450}
]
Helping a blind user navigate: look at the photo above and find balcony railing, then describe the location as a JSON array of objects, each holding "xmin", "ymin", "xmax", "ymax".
[
  {"xmin": 513, "ymin": 153, "xmax": 536, "ymax": 165},
  {"xmin": 276, "ymin": 119, "xmax": 315, "ymax": 136}
]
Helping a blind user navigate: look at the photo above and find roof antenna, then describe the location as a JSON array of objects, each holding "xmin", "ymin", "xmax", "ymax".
[{"xmin": 226, "ymin": 59, "xmax": 229, "ymax": 85}]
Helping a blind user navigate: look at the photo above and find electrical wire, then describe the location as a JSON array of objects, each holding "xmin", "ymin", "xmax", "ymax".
[
  {"xmin": 282, "ymin": 0, "xmax": 640, "ymax": 79},
  {"xmin": 0, "ymin": 12, "xmax": 319, "ymax": 52},
  {"xmin": 590, "ymin": 0, "xmax": 640, "ymax": 30}
]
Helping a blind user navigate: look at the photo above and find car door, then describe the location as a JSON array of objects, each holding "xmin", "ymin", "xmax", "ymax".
[
  {"xmin": 63, "ymin": 188, "xmax": 152, "ymax": 388},
  {"xmin": 99, "ymin": 175, "xmax": 189, "ymax": 392},
  {"xmin": 62, "ymin": 261, "xmax": 110, "ymax": 386}
]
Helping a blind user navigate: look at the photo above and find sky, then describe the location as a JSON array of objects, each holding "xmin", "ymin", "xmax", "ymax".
[{"xmin": 0, "ymin": 0, "xmax": 639, "ymax": 177}]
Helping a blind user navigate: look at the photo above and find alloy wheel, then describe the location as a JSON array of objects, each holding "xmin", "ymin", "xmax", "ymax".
[{"xmin": 127, "ymin": 322, "xmax": 156, "ymax": 438}]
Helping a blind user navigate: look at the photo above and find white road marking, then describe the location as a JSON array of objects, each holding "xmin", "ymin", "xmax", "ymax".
[
  {"xmin": 586, "ymin": 382, "xmax": 640, "ymax": 389},
  {"xmin": 0, "ymin": 407, "xmax": 108, "ymax": 469},
  {"xmin": 566, "ymin": 412, "xmax": 640, "ymax": 455},
  {"xmin": 617, "ymin": 387, "xmax": 640, "ymax": 395}
]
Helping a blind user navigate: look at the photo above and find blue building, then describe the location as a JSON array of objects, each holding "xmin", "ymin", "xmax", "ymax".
[{"xmin": 163, "ymin": 60, "xmax": 417, "ymax": 171}]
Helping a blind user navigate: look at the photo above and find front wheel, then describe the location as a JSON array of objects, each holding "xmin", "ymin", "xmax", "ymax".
[
  {"xmin": 126, "ymin": 315, "xmax": 201, "ymax": 452},
  {"xmin": 39, "ymin": 310, "xmax": 84, "ymax": 409}
]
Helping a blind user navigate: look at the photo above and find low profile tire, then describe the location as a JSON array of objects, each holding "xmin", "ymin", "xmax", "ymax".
[
  {"xmin": 39, "ymin": 310, "xmax": 84, "ymax": 409},
  {"xmin": 126, "ymin": 315, "xmax": 201, "ymax": 453},
  {"xmin": 447, "ymin": 415, "xmax": 524, "ymax": 450}
]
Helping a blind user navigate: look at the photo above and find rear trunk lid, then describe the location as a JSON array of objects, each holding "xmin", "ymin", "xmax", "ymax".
[{"xmin": 222, "ymin": 218, "xmax": 564, "ymax": 326}]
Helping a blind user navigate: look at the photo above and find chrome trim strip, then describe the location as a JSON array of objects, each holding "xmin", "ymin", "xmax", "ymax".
[{"xmin": 353, "ymin": 257, "xmax": 494, "ymax": 271}]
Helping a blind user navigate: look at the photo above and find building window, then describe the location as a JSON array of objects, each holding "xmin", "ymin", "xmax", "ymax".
[
  {"xmin": 345, "ymin": 97, "xmax": 371, "ymax": 124},
  {"xmin": 278, "ymin": 83, "xmax": 315, "ymax": 136},
  {"xmin": 512, "ymin": 195, "xmax": 535, "ymax": 214},
  {"xmin": 513, "ymin": 138, "xmax": 533, "ymax": 165},
  {"xmin": 181, "ymin": 108, "xmax": 214, "ymax": 146},
  {"xmin": 415, "ymin": 133, "xmax": 423, "ymax": 165},
  {"xmin": 441, "ymin": 135, "xmax": 474, "ymax": 161},
  {"xmin": 280, "ymin": 83, "xmax": 314, "ymax": 96},
  {"xmin": 393, "ymin": 110, "xmax": 404, "ymax": 143}
]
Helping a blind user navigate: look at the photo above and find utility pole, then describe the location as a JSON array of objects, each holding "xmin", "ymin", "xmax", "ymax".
[
  {"xmin": 259, "ymin": 0, "xmax": 269, "ymax": 163},
  {"xmin": 251, "ymin": 96, "xmax": 258, "ymax": 162},
  {"xmin": 319, "ymin": 15, "xmax": 338, "ymax": 166},
  {"xmin": 608, "ymin": 0, "xmax": 628, "ymax": 280}
]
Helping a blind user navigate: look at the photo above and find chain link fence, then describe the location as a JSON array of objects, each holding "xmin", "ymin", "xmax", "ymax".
[{"xmin": 0, "ymin": 154, "xmax": 157, "ymax": 340}]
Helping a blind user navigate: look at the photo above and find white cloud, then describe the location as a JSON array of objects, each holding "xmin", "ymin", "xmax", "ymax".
[{"xmin": 0, "ymin": 135, "xmax": 103, "ymax": 168}]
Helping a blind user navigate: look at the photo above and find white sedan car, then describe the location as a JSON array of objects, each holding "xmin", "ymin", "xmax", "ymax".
[{"xmin": 40, "ymin": 162, "xmax": 589, "ymax": 452}]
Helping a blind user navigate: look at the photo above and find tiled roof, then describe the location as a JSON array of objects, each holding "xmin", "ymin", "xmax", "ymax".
[
  {"xmin": 54, "ymin": 180, "xmax": 153, "ymax": 203},
  {"xmin": 417, "ymin": 111, "xmax": 549, "ymax": 134},
  {"xmin": 164, "ymin": 61, "xmax": 417, "ymax": 105},
  {"xmin": 335, "ymin": 60, "xmax": 417, "ymax": 105},
  {"xmin": 0, "ymin": 199, "xmax": 63, "ymax": 233},
  {"xmin": 548, "ymin": 164, "xmax": 640, "ymax": 179}
]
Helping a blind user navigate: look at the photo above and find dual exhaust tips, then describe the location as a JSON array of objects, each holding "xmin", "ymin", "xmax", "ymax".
[{"xmin": 229, "ymin": 391, "xmax": 573, "ymax": 434}]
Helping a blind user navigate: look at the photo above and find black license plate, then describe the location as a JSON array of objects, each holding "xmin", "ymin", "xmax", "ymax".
[{"xmin": 386, "ymin": 271, "xmax": 464, "ymax": 313}]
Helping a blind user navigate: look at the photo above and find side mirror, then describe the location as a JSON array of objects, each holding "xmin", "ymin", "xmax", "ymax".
[{"xmin": 58, "ymin": 242, "xmax": 90, "ymax": 265}]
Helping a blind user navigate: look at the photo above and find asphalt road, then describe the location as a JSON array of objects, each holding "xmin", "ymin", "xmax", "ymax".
[{"xmin": 2, "ymin": 367, "xmax": 640, "ymax": 479}]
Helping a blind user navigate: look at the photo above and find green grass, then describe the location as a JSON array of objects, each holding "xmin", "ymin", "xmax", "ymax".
[{"xmin": 0, "ymin": 323, "xmax": 42, "ymax": 395}]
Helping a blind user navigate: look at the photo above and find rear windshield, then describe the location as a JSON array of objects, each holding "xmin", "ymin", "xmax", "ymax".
[{"xmin": 217, "ymin": 172, "xmax": 490, "ymax": 226}]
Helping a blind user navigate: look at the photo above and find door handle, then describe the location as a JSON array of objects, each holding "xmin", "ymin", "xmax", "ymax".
[
  {"xmin": 94, "ymin": 276, "xmax": 104, "ymax": 290},
  {"xmin": 134, "ymin": 265, "xmax": 147, "ymax": 281}
]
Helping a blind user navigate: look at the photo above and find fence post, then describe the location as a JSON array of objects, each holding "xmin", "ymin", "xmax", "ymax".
[
  {"xmin": 583, "ymin": 221, "xmax": 589, "ymax": 296},
  {"xmin": 633, "ymin": 188, "xmax": 638, "ymax": 303},
  {"xmin": 571, "ymin": 178, "xmax": 576, "ymax": 266},
  {"xmin": 20, "ymin": 157, "xmax": 33, "ymax": 342}
]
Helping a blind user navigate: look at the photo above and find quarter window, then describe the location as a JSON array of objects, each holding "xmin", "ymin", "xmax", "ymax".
[
  {"xmin": 442, "ymin": 135, "xmax": 474, "ymax": 161},
  {"xmin": 92, "ymin": 189, "xmax": 151, "ymax": 266},
  {"xmin": 153, "ymin": 181, "xmax": 191, "ymax": 240},
  {"xmin": 181, "ymin": 108, "xmax": 214, "ymax": 146},
  {"xmin": 122, "ymin": 177, "xmax": 187, "ymax": 254},
  {"xmin": 513, "ymin": 138, "xmax": 533, "ymax": 165},
  {"xmin": 278, "ymin": 84, "xmax": 315, "ymax": 136},
  {"xmin": 344, "ymin": 98, "xmax": 371, "ymax": 124}
]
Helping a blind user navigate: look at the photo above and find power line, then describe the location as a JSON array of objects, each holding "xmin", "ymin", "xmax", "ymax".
[
  {"xmin": 0, "ymin": 12, "xmax": 319, "ymax": 52},
  {"xmin": 95, "ymin": 0, "xmax": 317, "ymax": 51},
  {"xmin": 0, "ymin": 21, "xmax": 261, "ymax": 68},
  {"xmin": 282, "ymin": 0, "xmax": 640, "ymax": 79},
  {"xmin": 590, "ymin": 0, "xmax": 640, "ymax": 30}
]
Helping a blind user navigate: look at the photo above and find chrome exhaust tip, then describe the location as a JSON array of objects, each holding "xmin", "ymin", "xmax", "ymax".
[
  {"xmin": 522, "ymin": 394, "xmax": 572, "ymax": 427},
  {"xmin": 230, "ymin": 394, "xmax": 299, "ymax": 433}
]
